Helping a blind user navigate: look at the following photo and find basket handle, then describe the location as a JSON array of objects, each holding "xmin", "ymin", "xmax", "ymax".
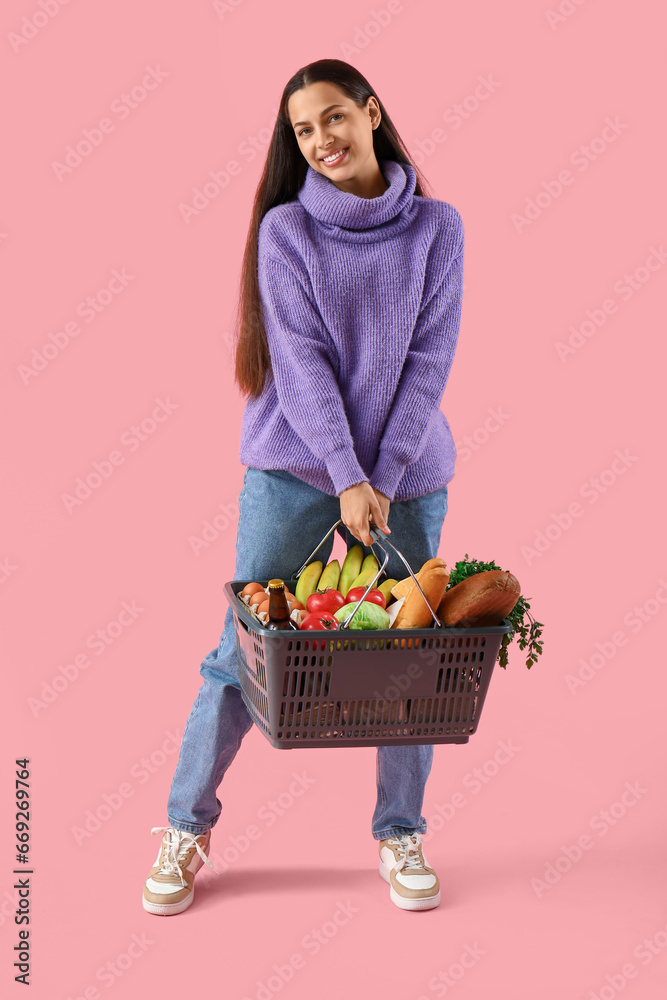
[
  {"xmin": 369, "ymin": 529, "xmax": 443, "ymax": 629},
  {"xmin": 292, "ymin": 518, "xmax": 442, "ymax": 630}
]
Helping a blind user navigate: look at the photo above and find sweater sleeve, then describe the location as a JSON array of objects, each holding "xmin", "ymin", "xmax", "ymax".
[
  {"xmin": 369, "ymin": 236, "xmax": 464, "ymax": 501},
  {"xmin": 258, "ymin": 252, "xmax": 369, "ymax": 497}
]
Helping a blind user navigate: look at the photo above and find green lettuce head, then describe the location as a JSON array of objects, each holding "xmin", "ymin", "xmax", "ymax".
[{"xmin": 334, "ymin": 601, "xmax": 390, "ymax": 630}]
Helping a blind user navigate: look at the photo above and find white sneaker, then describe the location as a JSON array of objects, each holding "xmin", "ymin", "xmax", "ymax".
[
  {"xmin": 143, "ymin": 826, "xmax": 219, "ymax": 915},
  {"xmin": 378, "ymin": 833, "xmax": 441, "ymax": 910}
]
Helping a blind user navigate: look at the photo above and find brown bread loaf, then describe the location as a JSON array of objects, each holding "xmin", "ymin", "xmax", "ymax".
[
  {"xmin": 390, "ymin": 558, "xmax": 447, "ymax": 602},
  {"xmin": 392, "ymin": 562, "xmax": 451, "ymax": 629},
  {"xmin": 436, "ymin": 570, "xmax": 521, "ymax": 626}
]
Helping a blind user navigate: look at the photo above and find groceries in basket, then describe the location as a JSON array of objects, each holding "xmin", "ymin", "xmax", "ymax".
[
  {"xmin": 237, "ymin": 548, "xmax": 516, "ymax": 624},
  {"xmin": 237, "ymin": 551, "xmax": 523, "ymax": 632},
  {"xmin": 225, "ymin": 518, "xmax": 543, "ymax": 753},
  {"xmin": 234, "ymin": 515, "xmax": 543, "ymax": 669},
  {"xmin": 236, "ymin": 552, "xmax": 542, "ymax": 672}
]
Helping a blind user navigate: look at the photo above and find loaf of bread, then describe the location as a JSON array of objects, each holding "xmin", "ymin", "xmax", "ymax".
[
  {"xmin": 392, "ymin": 560, "xmax": 450, "ymax": 629},
  {"xmin": 390, "ymin": 558, "xmax": 446, "ymax": 602},
  {"xmin": 436, "ymin": 570, "xmax": 521, "ymax": 626}
]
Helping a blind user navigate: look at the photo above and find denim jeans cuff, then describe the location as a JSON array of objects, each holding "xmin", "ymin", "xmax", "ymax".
[
  {"xmin": 166, "ymin": 819, "xmax": 215, "ymax": 836},
  {"xmin": 372, "ymin": 823, "xmax": 427, "ymax": 841}
]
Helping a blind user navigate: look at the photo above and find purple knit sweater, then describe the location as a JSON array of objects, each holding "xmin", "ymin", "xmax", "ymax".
[{"xmin": 238, "ymin": 158, "xmax": 464, "ymax": 502}]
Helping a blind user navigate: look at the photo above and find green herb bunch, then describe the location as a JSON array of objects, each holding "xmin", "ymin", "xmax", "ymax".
[{"xmin": 446, "ymin": 555, "xmax": 544, "ymax": 670}]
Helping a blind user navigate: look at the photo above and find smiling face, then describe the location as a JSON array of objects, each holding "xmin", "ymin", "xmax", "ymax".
[{"xmin": 287, "ymin": 80, "xmax": 384, "ymax": 195}]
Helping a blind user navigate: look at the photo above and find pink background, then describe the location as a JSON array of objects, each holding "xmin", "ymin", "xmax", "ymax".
[{"xmin": 3, "ymin": 1, "xmax": 665, "ymax": 997}]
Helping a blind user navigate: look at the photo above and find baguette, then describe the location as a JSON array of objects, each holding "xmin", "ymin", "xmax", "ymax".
[
  {"xmin": 392, "ymin": 562, "xmax": 451, "ymax": 629},
  {"xmin": 436, "ymin": 570, "xmax": 521, "ymax": 626}
]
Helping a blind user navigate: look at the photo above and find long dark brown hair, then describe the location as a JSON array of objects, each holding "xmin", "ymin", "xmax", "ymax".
[{"xmin": 232, "ymin": 58, "xmax": 434, "ymax": 400}]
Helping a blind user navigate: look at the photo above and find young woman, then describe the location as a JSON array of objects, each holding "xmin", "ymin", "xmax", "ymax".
[{"xmin": 143, "ymin": 58, "xmax": 464, "ymax": 915}]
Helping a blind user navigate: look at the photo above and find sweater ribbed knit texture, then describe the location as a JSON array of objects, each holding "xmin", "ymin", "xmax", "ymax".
[{"xmin": 238, "ymin": 158, "xmax": 464, "ymax": 501}]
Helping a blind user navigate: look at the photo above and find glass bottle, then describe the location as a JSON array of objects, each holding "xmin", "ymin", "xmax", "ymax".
[{"xmin": 265, "ymin": 578, "xmax": 299, "ymax": 630}]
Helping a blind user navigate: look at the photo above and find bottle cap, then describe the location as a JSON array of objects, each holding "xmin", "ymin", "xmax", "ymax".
[{"xmin": 268, "ymin": 579, "xmax": 285, "ymax": 589}]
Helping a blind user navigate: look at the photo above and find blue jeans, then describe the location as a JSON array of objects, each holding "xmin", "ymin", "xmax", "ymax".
[{"xmin": 167, "ymin": 468, "xmax": 449, "ymax": 841}]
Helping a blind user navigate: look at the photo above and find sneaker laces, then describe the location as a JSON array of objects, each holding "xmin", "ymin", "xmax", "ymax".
[
  {"xmin": 387, "ymin": 833, "xmax": 428, "ymax": 873},
  {"xmin": 150, "ymin": 826, "xmax": 220, "ymax": 886}
]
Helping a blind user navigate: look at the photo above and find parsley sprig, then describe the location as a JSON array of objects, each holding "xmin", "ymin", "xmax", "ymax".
[{"xmin": 446, "ymin": 555, "xmax": 544, "ymax": 670}]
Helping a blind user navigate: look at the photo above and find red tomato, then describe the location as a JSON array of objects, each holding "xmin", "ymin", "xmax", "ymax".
[
  {"xmin": 306, "ymin": 589, "xmax": 346, "ymax": 615},
  {"xmin": 299, "ymin": 612, "xmax": 340, "ymax": 631},
  {"xmin": 345, "ymin": 586, "xmax": 387, "ymax": 609}
]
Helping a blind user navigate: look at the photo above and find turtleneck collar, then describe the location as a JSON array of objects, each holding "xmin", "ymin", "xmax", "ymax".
[{"xmin": 297, "ymin": 158, "xmax": 418, "ymax": 242}]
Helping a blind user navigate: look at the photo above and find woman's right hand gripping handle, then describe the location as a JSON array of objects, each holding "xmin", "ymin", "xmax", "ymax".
[{"xmin": 339, "ymin": 483, "xmax": 391, "ymax": 547}]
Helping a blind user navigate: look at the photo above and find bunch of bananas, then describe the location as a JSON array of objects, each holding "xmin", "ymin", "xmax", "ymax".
[{"xmin": 294, "ymin": 544, "xmax": 398, "ymax": 607}]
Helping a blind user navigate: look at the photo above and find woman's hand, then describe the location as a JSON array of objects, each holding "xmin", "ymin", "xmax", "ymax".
[
  {"xmin": 372, "ymin": 487, "xmax": 391, "ymax": 529},
  {"xmin": 339, "ymin": 483, "xmax": 391, "ymax": 547}
]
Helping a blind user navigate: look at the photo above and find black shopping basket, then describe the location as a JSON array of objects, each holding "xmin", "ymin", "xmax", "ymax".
[{"xmin": 223, "ymin": 519, "xmax": 512, "ymax": 749}]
